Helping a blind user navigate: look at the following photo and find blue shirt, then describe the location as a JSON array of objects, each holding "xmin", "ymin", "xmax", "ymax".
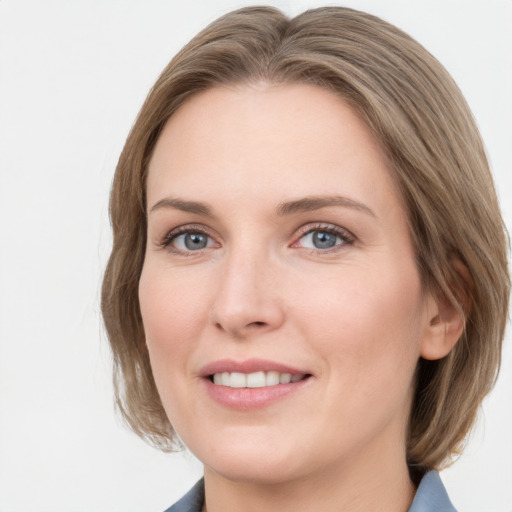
[{"xmin": 165, "ymin": 470, "xmax": 457, "ymax": 512}]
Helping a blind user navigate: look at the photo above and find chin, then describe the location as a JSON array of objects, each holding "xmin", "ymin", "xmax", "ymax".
[
  {"xmin": 204, "ymin": 457, "xmax": 302, "ymax": 485},
  {"xmin": 189, "ymin": 433, "xmax": 306, "ymax": 484}
]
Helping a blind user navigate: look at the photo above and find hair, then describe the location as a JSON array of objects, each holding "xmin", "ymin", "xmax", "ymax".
[{"xmin": 101, "ymin": 5, "xmax": 510, "ymax": 475}]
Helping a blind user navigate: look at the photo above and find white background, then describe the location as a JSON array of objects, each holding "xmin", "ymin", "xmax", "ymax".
[{"xmin": 0, "ymin": 1, "xmax": 511, "ymax": 511}]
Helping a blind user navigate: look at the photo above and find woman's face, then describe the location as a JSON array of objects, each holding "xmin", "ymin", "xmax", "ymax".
[{"xmin": 139, "ymin": 84, "xmax": 437, "ymax": 484}]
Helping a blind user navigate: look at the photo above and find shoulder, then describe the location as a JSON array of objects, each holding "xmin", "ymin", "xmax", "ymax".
[
  {"xmin": 163, "ymin": 479, "xmax": 204, "ymax": 512},
  {"xmin": 408, "ymin": 471, "xmax": 457, "ymax": 512}
]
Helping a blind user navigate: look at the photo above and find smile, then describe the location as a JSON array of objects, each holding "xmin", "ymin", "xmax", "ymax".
[
  {"xmin": 200, "ymin": 359, "xmax": 313, "ymax": 410},
  {"xmin": 211, "ymin": 371, "xmax": 306, "ymax": 388}
]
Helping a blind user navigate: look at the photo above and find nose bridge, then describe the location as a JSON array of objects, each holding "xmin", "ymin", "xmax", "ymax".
[{"xmin": 210, "ymin": 237, "xmax": 283, "ymax": 336}]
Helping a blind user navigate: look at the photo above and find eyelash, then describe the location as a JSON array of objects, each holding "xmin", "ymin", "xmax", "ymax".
[
  {"xmin": 159, "ymin": 224, "xmax": 215, "ymax": 255},
  {"xmin": 158, "ymin": 222, "xmax": 355, "ymax": 255},
  {"xmin": 293, "ymin": 223, "xmax": 355, "ymax": 252}
]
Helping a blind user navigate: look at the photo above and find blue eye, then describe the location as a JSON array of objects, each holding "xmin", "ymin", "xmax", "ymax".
[
  {"xmin": 167, "ymin": 231, "xmax": 214, "ymax": 252},
  {"xmin": 298, "ymin": 227, "xmax": 352, "ymax": 250}
]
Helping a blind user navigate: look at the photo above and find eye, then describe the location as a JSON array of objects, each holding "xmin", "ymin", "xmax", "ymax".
[
  {"xmin": 294, "ymin": 225, "xmax": 354, "ymax": 251},
  {"xmin": 173, "ymin": 232, "xmax": 213, "ymax": 251},
  {"xmin": 160, "ymin": 225, "xmax": 217, "ymax": 254}
]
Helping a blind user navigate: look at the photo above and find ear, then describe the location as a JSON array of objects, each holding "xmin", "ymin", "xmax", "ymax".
[{"xmin": 420, "ymin": 260, "xmax": 472, "ymax": 361}]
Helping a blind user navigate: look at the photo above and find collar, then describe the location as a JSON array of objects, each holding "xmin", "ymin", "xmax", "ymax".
[{"xmin": 408, "ymin": 471, "xmax": 457, "ymax": 512}]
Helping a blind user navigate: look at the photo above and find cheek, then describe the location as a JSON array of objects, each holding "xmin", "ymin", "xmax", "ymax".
[
  {"xmin": 138, "ymin": 264, "xmax": 216, "ymax": 430},
  {"xmin": 138, "ymin": 264, "xmax": 211, "ymax": 375},
  {"xmin": 140, "ymin": 261, "xmax": 211, "ymax": 328},
  {"xmin": 295, "ymin": 261, "xmax": 425, "ymax": 387},
  {"xmin": 293, "ymin": 266, "xmax": 425, "ymax": 456}
]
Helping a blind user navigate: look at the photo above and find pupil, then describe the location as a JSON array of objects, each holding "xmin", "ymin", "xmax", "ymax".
[
  {"xmin": 185, "ymin": 233, "xmax": 207, "ymax": 250},
  {"xmin": 313, "ymin": 231, "xmax": 337, "ymax": 249}
]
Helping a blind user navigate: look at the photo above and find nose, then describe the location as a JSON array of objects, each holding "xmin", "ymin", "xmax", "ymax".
[{"xmin": 209, "ymin": 246, "xmax": 285, "ymax": 339}]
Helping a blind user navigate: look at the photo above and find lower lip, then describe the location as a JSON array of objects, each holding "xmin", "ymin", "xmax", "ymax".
[{"xmin": 203, "ymin": 377, "xmax": 311, "ymax": 411}]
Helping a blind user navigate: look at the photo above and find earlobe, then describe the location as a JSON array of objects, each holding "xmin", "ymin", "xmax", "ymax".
[{"xmin": 420, "ymin": 260, "xmax": 472, "ymax": 361}]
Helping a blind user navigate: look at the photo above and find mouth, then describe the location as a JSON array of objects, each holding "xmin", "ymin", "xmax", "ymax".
[
  {"xmin": 200, "ymin": 359, "xmax": 313, "ymax": 410},
  {"xmin": 209, "ymin": 371, "xmax": 310, "ymax": 388}
]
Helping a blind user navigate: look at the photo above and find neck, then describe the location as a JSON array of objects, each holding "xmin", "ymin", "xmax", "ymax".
[{"xmin": 203, "ymin": 445, "xmax": 416, "ymax": 512}]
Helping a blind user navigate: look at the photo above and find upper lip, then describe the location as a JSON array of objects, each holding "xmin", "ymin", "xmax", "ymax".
[{"xmin": 199, "ymin": 358, "xmax": 310, "ymax": 377}]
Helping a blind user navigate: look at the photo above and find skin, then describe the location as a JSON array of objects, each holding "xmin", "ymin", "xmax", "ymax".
[{"xmin": 139, "ymin": 83, "xmax": 462, "ymax": 512}]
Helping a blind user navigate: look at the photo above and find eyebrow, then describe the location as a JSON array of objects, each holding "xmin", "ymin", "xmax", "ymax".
[
  {"xmin": 276, "ymin": 195, "xmax": 376, "ymax": 217},
  {"xmin": 149, "ymin": 197, "xmax": 214, "ymax": 216},
  {"xmin": 149, "ymin": 194, "xmax": 375, "ymax": 218}
]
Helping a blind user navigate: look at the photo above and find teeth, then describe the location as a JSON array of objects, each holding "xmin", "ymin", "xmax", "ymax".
[
  {"xmin": 247, "ymin": 371, "xmax": 266, "ymax": 388},
  {"xmin": 279, "ymin": 373, "xmax": 291, "ymax": 384},
  {"xmin": 230, "ymin": 372, "xmax": 247, "ymax": 388},
  {"xmin": 211, "ymin": 371, "xmax": 306, "ymax": 388},
  {"xmin": 266, "ymin": 371, "xmax": 280, "ymax": 386}
]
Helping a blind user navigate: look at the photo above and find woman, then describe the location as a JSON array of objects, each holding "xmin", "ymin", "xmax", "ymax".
[{"xmin": 101, "ymin": 6, "xmax": 509, "ymax": 511}]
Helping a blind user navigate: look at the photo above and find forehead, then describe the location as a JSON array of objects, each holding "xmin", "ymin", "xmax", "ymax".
[{"xmin": 146, "ymin": 83, "xmax": 401, "ymax": 217}]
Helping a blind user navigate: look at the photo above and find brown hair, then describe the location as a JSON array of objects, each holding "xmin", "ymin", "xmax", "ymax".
[{"xmin": 101, "ymin": 6, "xmax": 510, "ymax": 473}]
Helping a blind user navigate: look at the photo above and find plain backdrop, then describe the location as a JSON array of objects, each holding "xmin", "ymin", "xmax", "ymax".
[{"xmin": 0, "ymin": 1, "xmax": 511, "ymax": 511}]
